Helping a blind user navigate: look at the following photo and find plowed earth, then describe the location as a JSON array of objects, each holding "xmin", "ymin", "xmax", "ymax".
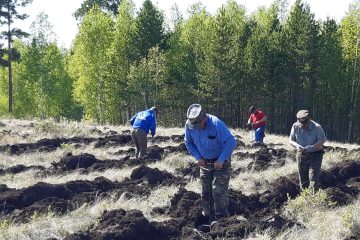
[{"xmin": 0, "ymin": 122, "xmax": 359, "ymax": 239}]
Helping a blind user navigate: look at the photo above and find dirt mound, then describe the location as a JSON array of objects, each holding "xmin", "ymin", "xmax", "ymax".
[
  {"xmin": 127, "ymin": 145, "xmax": 164, "ymax": 166},
  {"xmin": 0, "ymin": 134, "xmax": 132, "ymax": 155},
  {"xmin": 176, "ymin": 162, "xmax": 200, "ymax": 179},
  {"xmin": 321, "ymin": 161, "xmax": 360, "ymax": 188},
  {"xmin": 168, "ymin": 188, "xmax": 202, "ymax": 225},
  {"xmin": 64, "ymin": 209, "xmax": 156, "ymax": 240},
  {"xmin": 94, "ymin": 135, "xmax": 132, "ymax": 148},
  {"xmin": 324, "ymin": 145, "xmax": 348, "ymax": 153},
  {"xmin": 325, "ymin": 187, "xmax": 355, "ymax": 205},
  {"xmin": 50, "ymin": 153, "xmax": 133, "ymax": 174},
  {"xmin": 209, "ymin": 214, "xmax": 298, "ymax": 239},
  {"xmin": 347, "ymin": 177, "xmax": 360, "ymax": 190},
  {"xmin": 52, "ymin": 153, "xmax": 97, "ymax": 171},
  {"xmin": 246, "ymin": 147, "xmax": 288, "ymax": 171},
  {"xmin": 163, "ymin": 143, "xmax": 187, "ymax": 153},
  {"xmin": 65, "ymin": 209, "xmax": 181, "ymax": 240},
  {"xmin": 171, "ymin": 134, "xmax": 185, "ymax": 142},
  {"xmin": 259, "ymin": 175, "xmax": 299, "ymax": 208},
  {"xmin": 130, "ymin": 165, "xmax": 182, "ymax": 187},
  {"xmin": 113, "ymin": 147, "xmax": 135, "ymax": 156},
  {"xmin": 0, "ymin": 165, "xmax": 45, "ymax": 175},
  {"xmin": 0, "ymin": 176, "xmax": 153, "ymax": 222}
]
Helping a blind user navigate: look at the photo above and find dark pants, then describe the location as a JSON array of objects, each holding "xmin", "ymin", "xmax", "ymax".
[
  {"xmin": 131, "ymin": 128, "xmax": 147, "ymax": 158},
  {"xmin": 200, "ymin": 159, "xmax": 231, "ymax": 217},
  {"xmin": 296, "ymin": 151, "xmax": 323, "ymax": 193}
]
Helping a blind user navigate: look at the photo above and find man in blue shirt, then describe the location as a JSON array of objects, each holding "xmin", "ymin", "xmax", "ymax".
[
  {"xmin": 130, "ymin": 107, "xmax": 158, "ymax": 159},
  {"xmin": 289, "ymin": 110, "xmax": 326, "ymax": 193},
  {"xmin": 184, "ymin": 104, "xmax": 237, "ymax": 222}
]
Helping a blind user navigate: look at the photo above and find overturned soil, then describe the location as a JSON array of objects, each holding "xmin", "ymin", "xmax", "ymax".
[
  {"xmin": 63, "ymin": 160, "xmax": 360, "ymax": 240},
  {"xmin": 0, "ymin": 164, "xmax": 184, "ymax": 223},
  {"xmin": 0, "ymin": 123, "xmax": 359, "ymax": 239},
  {"xmin": 0, "ymin": 134, "xmax": 132, "ymax": 155}
]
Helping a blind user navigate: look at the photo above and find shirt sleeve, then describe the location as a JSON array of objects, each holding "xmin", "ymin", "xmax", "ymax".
[
  {"xmin": 130, "ymin": 114, "xmax": 137, "ymax": 126},
  {"xmin": 184, "ymin": 125, "xmax": 202, "ymax": 161},
  {"xmin": 316, "ymin": 126, "xmax": 326, "ymax": 143},
  {"xmin": 150, "ymin": 114, "xmax": 156, "ymax": 136},
  {"xmin": 216, "ymin": 120, "xmax": 237, "ymax": 163},
  {"xmin": 289, "ymin": 124, "xmax": 301, "ymax": 148}
]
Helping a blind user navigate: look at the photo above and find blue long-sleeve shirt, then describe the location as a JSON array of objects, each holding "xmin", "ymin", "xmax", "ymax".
[
  {"xmin": 184, "ymin": 114, "xmax": 237, "ymax": 163},
  {"xmin": 130, "ymin": 109, "xmax": 157, "ymax": 136}
]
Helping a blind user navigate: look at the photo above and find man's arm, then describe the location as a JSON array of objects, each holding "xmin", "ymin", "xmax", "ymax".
[
  {"xmin": 150, "ymin": 114, "xmax": 156, "ymax": 137},
  {"xmin": 217, "ymin": 121, "xmax": 237, "ymax": 163},
  {"xmin": 247, "ymin": 116, "xmax": 252, "ymax": 124},
  {"xmin": 130, "ymin": 114, "xmax": 137, "ymax": 126},
  {"xmin": 184, "ymin": 126, "xmax": 202, "ymax": 161},
  {"xmin": 289, "ymin": 125, "xmax": 303, "ymax": 149},
  {"xmin": 256, "ymin": 116, "xmax": 267, "ymax": 124}
]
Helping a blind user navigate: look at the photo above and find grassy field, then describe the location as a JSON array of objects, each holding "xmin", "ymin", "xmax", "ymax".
[{"xmin": 0, "ymin": 118, "xmax": 359, "ymax": 240}]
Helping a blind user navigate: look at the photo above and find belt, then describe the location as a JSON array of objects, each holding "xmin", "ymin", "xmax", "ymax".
[
  {"xmin": 204, "ymin": 158, "xmax": 218, "ymax": 163},
  {"xmin": 300, "ymin": 150, "xmax": 324, "ymax": 155}
]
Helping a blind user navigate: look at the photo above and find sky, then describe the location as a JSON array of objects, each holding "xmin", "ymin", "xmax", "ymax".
[{"xmin": 15, "ymin": 0, "xmax": 355, "ymax": 49}]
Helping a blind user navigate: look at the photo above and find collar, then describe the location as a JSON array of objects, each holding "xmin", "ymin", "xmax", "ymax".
[{"xmin": 296, "ymin": 120, "xmax": 314, "ymax": 129}]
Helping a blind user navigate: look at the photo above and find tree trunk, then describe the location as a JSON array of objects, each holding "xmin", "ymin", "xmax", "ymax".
[{"xmin": 7, "ymin": 12, "xmax": 12, "ymax": 113}]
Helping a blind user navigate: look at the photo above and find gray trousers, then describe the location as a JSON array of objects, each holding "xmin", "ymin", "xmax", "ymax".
[
  {"xmin": 296, "ymin": 151, "xmax": 323, "ymax": 192},
  {"xmin": 200, "ymin": 159, "xmax": 231, "ymax": 217},
  {"xmin": 131, "ymin": 128, "xmax": 147, "ymax": 158}
]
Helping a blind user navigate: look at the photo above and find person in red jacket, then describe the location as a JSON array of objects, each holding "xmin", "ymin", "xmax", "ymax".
[{"xmin": 246, "ymin": 106, "xmax": 267, "ymax": 145}]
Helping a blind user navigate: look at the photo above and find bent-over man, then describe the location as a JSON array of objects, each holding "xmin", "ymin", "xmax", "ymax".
[
  {"xmin": 184, "ymin": 104, "xmax": 236, "ymax": 222},
  {"xmin": 247, "ymin": 106, "xmax": 267, "ymax": 145},
  {"xmin": 130, "ymin": 107, "xmax": 158, "ymax": 159}
]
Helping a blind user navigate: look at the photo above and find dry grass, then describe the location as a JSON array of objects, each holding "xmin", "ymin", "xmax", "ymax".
[
  {"xmin": 0, "ymin": 118, "xmax": 359, "ymax": 239},
  {"xmin": 0, "ymin": 167, "xmax": 135, "ymax": 189}
]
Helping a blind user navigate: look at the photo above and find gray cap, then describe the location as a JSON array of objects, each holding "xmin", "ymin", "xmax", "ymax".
[
  {"xmin": 186, "ymin": 104, "xmax": 206, "ymax": 129},
  {"xmin": 296, "ymin": 110, "xmax": 309, "ymax": 119}
]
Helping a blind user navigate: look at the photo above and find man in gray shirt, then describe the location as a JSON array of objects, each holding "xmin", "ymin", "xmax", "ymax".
[{"xmin": 289, "ymin": 110, "xmax": 326, "ymax": 192}]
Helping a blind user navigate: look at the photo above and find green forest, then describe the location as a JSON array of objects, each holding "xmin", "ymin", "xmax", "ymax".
[{"xmin": 0, "ymin": 0, "xmax": 360, "ymax": 143}]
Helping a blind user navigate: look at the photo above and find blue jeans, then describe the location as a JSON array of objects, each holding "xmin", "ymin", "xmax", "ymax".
[{"xmin": 254, "ymin": 125, "xmax": 266, "ymax": 143}]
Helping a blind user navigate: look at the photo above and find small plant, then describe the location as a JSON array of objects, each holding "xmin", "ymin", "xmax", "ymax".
[
  {"xmin": 342, "ymin": 206, "xmax": 360, "ymax": 238},
  {"xmin": 285, "ymin": 188, "xmax": 336, "ymax": 223},
  {"xmin": 60, "ymin": 143, "xmax": 70, "ymax": 150},
  {"xmin": 0, "ymin": 219, "xmax": 10, "ymax": 230}
]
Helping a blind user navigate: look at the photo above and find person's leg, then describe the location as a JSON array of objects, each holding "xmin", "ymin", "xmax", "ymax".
[
  {"xmin": 297, "ymin": 152, "xmax": 310, "ymax": 190},
  {"xmin": 131, "ymin": 129, "xmax": 140, "ymax": 157},
  {"xmin": 136, "ymin": 128, "xmax": 148, "ymax": 158},
  {"xmin": 200, "ymin": 165, "xmax": 214, "ymax": 218},
  {"xmin": 309, "ymin": 153, "xmax": 323, "ymax": 193},
  {"xmin": 255, "ymin": 126, "xmax": 265, "ymax": 143},
  {"xmin": 213, "ymin": 160, "xmax": 231, "ymax": 218}
]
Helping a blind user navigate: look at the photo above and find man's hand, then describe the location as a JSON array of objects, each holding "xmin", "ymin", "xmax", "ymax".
[
  {"xmin": 197, "ymin": 159, "xmax": 205, "ymax": 167},
  {"xmin": 214, "ymin": 160, "xmax": 223, "ymax": 169},
  {"xmin": 304, "ymin": 145, "xmax": 312, "ymax": 152},
  {"xmin": 246, "ymin": 123, "xmax": 252, "ymax": 130}
]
